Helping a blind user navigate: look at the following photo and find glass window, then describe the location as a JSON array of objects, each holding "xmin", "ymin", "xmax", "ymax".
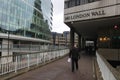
[
  {"xmin": 89, "ymin": 0, "xmax": 94, "ymax": 3},
  {"xmin": 10, "ymin": 5, "xmax": 16, "ymax": 15},
  {"xmin": 0, "ymin": 1, "xmax": 3, "ymax": 10},
  {"xmin": 16, "ymin": 8, "xmax": 21, "ymax": 18},
  {"xmin": 26, "ymin": 20, "xmax": 30, "ymax": 30},
  {"xmin": 21, "ymin": 10, "xmax": 24, "ymax": 19},
  {"xmin": 65, "ymin": 0, "xmax": 100, "ymax": 8},
  {"xmin": 9, "ymin": 24, "xmax": 14, "ymax": 31},
  {"xmin": 2, "ymin": 13, "xmax": 7, "ymax": 23},
  {"xmin": 0, "ymin": 12, "xmax": 2, "ymax": 22},
  {"xmin": 65, "ymin": 1, "xmax": 69, "ymax": 8},
  {"xmin": 76, "ymin": 0, "xmax": 80, "ymax": 6},
  {"xmin": 9, "ymin": 15, "xmax": 15, "ymax": 24}
]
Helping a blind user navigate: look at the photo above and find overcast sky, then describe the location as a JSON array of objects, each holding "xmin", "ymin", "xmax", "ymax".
[{"xmin": 51, "ymin": 0, "xmax": 70, "ymax": 33}]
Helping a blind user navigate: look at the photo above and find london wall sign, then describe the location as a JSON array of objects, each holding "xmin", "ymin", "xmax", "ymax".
[{"xmin": 64, "ymin": 7, "xmax": 116, "ymax": 22}]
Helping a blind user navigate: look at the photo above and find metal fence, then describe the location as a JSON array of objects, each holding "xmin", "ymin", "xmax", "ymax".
[
  {"xmin": 0, "ymin": 44, "xmax": 67, "ymax": 52},
  {"xmin": 0, "ymin": 49, "xmax": 69, "ymax": 76}
]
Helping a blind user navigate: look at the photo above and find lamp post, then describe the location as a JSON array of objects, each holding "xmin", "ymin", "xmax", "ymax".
[
  {"xmin": 6, "ymin": 27, "xmax": 10, "ymax": 62},
  {"xmin": 8, "ymin": 26, "xmax": 10, "ymax": 56}
]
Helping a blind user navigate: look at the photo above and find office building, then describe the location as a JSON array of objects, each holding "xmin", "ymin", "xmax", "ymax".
[
  {"xmin": 51, "ymin": 31, "xmax": 78, "ymax": 47},
  {"xmin": 64, "ymin": 0, "xmax": 120, "ymax": 48},
  {"xmin": 0, "ymin": 0, "xmax": 53, "ymax": 56},
  {"xmin": 64, "ymin": 0, "xmax": 120, "ymax": 79}
]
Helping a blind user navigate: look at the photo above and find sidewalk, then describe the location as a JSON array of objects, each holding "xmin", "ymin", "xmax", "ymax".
[{"xmin": 10, "ymin": 51, "xmax": 95, "ymax": 80}]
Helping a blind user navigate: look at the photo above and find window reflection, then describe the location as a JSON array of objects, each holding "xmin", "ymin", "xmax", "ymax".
[{"xmin": 0, "ymin": 0, "xmax": 52, "ymax": 40}]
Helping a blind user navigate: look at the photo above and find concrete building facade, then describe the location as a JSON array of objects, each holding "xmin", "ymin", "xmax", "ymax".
[
  {"xmin": 51, "ymin": 31, "xmax": 78, "ymax": 47},
  {"xmin": 64, "ymin": 0, "xmax": 120, "ymax": 49},
  {"xmin": 64, "ymin": 0, "xmax": 120, "ymax": 79}
]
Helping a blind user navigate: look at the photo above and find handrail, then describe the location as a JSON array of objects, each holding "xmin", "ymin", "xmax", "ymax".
[{"xmin": 0, "ymin": 44, "xmax": 68, "ymax": 52}]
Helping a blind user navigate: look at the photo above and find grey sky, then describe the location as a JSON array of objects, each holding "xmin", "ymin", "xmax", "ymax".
[{"xmin": 51, "ymin": 0, "xmax": 70, "ymax": 33}]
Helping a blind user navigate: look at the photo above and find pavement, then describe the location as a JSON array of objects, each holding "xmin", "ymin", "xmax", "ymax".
[{"xmin": 10, "ymin": 51, "xmax": 95, "ymax": 80}]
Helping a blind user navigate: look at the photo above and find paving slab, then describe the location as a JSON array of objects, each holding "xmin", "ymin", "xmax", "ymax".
[{"xmin": 10, "ymin": 52, "xmax": 95, "ymax": 80}]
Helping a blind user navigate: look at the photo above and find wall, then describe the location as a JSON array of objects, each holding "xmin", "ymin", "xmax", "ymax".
[
  {"xmin": 2, "ymin": 39, "xmax": 13, "ymax": 56},
  {"xmin": 96, "ymin": 52, "xmax": 120, "ymax": 80},
  {"xmin": 98, "ymin": 48, "xmax": 120, "ymax": 61}
]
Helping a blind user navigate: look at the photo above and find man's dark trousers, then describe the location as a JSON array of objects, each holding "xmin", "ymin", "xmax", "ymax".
[{"xmin": 71, "ymin": 58, "xmax": 78, "ymax": 72}]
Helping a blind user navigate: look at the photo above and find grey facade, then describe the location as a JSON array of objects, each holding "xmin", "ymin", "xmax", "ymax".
[
  {"xmin": 51, "ymin": 31, "xmax": 78, "ymax": 47},
  {"xmin": 64, "ymin": 0, "xmax": 120, "ymax": 80},
  {"xmin": 64, "ymin": 0, "xmax": 120, "ymax": 49}
]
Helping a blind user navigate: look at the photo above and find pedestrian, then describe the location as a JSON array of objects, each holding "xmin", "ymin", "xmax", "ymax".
[{"xmin": 69, "ymin": 44, "xmax": 80, "ymax": 72}]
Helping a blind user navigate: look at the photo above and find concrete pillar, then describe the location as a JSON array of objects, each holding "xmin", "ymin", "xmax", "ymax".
[
  {"xmin": 94, "ymin": 39, "xmax": 98, "ymax": 51},
  {"xmin": 70, "ymin": 28, "xmax": 74, "ymax": 48},
  {"xmin": 83, "ymin": 38, "xmax": 86, "ymax": 49},
  {"xmin": 81, "ymin": 37, "xmax": 85, "ymax": 49},
  {"xmin": 78, "ymin": 35, "xmax": 81, "ymax": 49}
]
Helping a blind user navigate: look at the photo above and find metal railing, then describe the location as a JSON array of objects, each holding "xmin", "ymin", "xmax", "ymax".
[
  {"xmin": 0, "ymin": 49, "xmax": 69, "ymax": 76},
  {"xmin": 0, "ymin": 44, "xmax": 67, "ymax": 52}
]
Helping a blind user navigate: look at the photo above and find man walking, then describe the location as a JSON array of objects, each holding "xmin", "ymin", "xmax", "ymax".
[{"xmin": 69, "ymin": 44, "xmax": 80, "ymax": 72}]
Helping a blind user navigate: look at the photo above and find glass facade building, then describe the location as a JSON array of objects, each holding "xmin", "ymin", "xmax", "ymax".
[{"xmin": 0, "ymin": 0, "xmax": 53, "ymax": 40}]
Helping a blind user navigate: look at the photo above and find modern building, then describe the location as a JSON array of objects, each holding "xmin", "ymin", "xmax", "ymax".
[
  {"xmin": 51, "ymin": 31, "xmax": 78, "ymax": 47},
  {"xmin": 0, "ymin": 0, "xmax": 53, "ymax": 56},
  {"xmin": 64, "ymin": 0, "xmax": 120, "ymax": 48},
  {"xmin": 64, "ymin": 0, "xmax": 120, "ymax": 79}
]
